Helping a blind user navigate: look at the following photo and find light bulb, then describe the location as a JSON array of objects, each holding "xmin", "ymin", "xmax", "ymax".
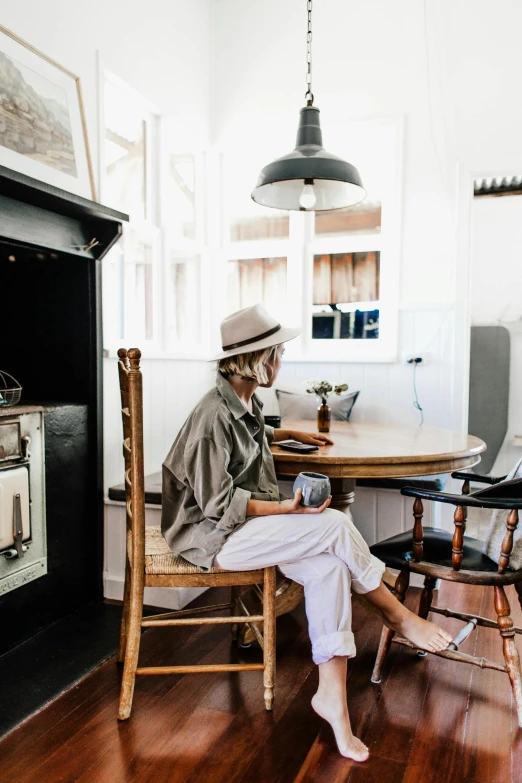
[{"xmin": 299, "ymin": 182, "xmax": 316, "ymax": 209}]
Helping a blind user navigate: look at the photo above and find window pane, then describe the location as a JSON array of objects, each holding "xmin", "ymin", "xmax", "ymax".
[
  {"xmin": 104, "ymin": 80, "xmax": 147, "ymax": 221},
  {"xmin": 312, "ymin": 307, "xmax": 379, "ymax": 339},
  {"xmin": 312, "ymin": 251, "xmax": 379, "ymax": 339},
  {"xmin": 124, "ymin": 228, "xmax": 155, "ymax": 341},
  {"xmin": 314, "ymin": 203, "xmax": 381, "ymax": 237},
  {"xmin": 230, "ymin": 214, "xmax": 289, "ymax": 242},
  {"xmin": 225, "ymin": 152, "xmax": 290, "ymax": 241},
  {"xmin": 228, "ymin": 257, "xmax": 287, "ymax": 319},
  {"xmin": 102, "ymin": 243, "xmax": 125, "ymax": 342},
  {"xmin": 165, "ymin": 154, "xmax": 196, "ymax": 242},
  {"xmin": 166, "ymin": 255, "xmax": 201, "ymax": 344}
]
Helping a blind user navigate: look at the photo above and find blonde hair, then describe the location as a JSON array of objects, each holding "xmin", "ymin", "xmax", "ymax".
[{"xmin": 218, "ymin": 344, "xmax": 280, "ymax": 385}]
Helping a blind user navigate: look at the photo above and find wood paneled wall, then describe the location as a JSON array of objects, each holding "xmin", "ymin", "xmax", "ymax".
[
  {"xmin": 228, "ymin": 257, "xmax": 287, "ymax": 318},
  {"xmin": 103, "ymin": 305, "xmax": 458, "ymax": 604},
  {"xmin": 313, "ymin": 252, "xmax": 379, "ymax": 305}
]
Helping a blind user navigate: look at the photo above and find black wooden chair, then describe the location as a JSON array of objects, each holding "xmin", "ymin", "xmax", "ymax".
[{"xmin": 369, "ymin": 468, "xmax": 522, "ymax": 728}]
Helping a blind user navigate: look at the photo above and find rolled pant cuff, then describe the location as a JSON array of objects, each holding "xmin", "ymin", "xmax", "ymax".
[
  {"xmin": 312, "ymin": 630, "xmax": 356, "ymax": 665},
  {"xmin": 351, "ymin": 555, "xmax": 386, "ymax": 595}
]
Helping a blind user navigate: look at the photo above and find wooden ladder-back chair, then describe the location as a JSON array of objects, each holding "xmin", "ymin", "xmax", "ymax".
[
  {"xmin": 116, "ymin": 348, "xmax": 277, "ymax": 720},
  {"xmin": 369, "ymin": 468, "xmax": 522, "ymax": 727}
]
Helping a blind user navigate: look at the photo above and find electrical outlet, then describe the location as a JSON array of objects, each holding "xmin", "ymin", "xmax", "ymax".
[{"xmin": 406, "ymin": 356, "xmax": 424, "ymax": 365}]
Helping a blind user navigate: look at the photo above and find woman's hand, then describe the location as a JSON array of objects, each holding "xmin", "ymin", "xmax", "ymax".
[
  {"xmin": 292, "ymin": 431, "xmax": 334, "ymax": 446},
  {"xmin": 278, "ymin": 488, "xmax": 332, "ymax": 514}
]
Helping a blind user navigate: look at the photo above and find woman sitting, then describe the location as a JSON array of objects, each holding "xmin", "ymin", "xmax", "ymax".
[{"xmin": 162, "ymin": 303, "xmax": 451, "ymax": 762}]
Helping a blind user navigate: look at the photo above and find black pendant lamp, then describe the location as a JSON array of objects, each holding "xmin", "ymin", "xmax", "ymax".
[{"xmin": 252, "ymin": 0, "xmax": 366, "ymax": 212}]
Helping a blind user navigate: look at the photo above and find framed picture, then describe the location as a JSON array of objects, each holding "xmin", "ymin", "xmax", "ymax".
[{"xmin": 0, "ymin": 25, "xmax": 96, "ymax": 200}]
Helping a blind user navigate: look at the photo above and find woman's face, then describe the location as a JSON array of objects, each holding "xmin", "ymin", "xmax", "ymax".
[{"xmin": 261, "ymin": 344, "xmax": 285, "ymax": 388}]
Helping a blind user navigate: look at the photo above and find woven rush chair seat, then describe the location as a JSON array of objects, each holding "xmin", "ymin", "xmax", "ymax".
[{"xmin": 144, "ymin": 526, "xmax": 231, "ymax": 575}]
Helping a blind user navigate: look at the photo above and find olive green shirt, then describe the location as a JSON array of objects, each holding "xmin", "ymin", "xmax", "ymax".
[{"xmin": 161, "ymin": 372, "xmax": 281, "ymax": 571}]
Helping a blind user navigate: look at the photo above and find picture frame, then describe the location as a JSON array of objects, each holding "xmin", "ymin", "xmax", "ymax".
[{"xmin": 0, "ymin": 24, "xmax": 96, "ymax": 200}]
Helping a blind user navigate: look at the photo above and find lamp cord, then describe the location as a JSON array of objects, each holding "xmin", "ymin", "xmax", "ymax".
[
  {"xmin": 412, "ymin": 361, "xmax": 424, "ymax": 426},
  {"xmin": 305, "ymin": 0, "xmax": 314, "ymax": 105}
]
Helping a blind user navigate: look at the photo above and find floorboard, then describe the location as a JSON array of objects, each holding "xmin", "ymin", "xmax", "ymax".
[
  {"xmin": 2, "ymin": 582, "xmax": 522, "ymax": 782},
  {"xmin": 460, "ymin": 586, "xmax": 522, "ymax": 782}
]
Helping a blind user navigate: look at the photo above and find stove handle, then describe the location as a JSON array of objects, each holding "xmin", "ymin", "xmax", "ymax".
[
  {"xmin": 12, "ymin": 493, "xmax": 24, "ymax": 558},
  {"xmin": 21, "ymin": 436, "xmax": 31, "ymax": 460}
]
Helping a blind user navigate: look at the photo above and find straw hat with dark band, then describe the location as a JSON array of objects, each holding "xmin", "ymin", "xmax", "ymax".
[{"xmin": 208, "ymin": 303, "xmax": 301, "ymax": 361}]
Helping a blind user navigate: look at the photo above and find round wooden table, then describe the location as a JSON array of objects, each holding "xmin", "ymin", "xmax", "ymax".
[
  {"xmin": 272, "ymin": 420, "xmax": 486, "ymax": 512},
  {"xmin": 241, "ymin": 421, "xmax": 486, "ymax": 644}
]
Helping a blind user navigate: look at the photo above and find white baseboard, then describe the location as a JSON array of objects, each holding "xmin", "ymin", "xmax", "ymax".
[
  {"xmin": 104, "ymin": 574, "xmax": 207, "ymax": 610},
  {"xmin": 104, "ymin": 501, "xmax": 208, "ymax": 610}
]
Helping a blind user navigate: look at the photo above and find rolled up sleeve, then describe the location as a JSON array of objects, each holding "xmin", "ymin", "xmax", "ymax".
[
  {"xmin": 264, "ymin": 424, "xmax": 275, "ymax": 445},
  {"xmin": 184, "ymin": 437, "xmax": 251, "ymax": 532}
]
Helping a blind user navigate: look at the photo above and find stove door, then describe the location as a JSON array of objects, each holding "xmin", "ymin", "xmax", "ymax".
[{"xmin": 0, "ymin": 466, "xmax": 31, "ymax": 551}]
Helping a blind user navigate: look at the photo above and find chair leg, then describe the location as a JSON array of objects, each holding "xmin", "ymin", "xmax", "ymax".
[
  {"xmin": 117, "ymin": 555, "xmax": 132, "ymax": 663},
  {"xmin": 415, "ymin": 575, "xmax": 438, "ymax": 657},
  {"xmin": 231, "ymin": 585, "xmax": 241, "ymax": 642},
  {"xmin": 118, "ymin": 568, "xmax": 144, "ymax": 721},
  {"xmin": 371, "ymin": 569, "xmax": 410, "ymax": 684},
  {"xmin": 514, "ymin": 581, "xmax": 522, "ymax": 613},
  {"xmin": 495, "ymin": 585, "xmax": 522, "ymax": 728},
  {"xmin": 418, "ymin": 576, "xmax": 437, "ymax": 619},
  {"xmin": 263, "ymin": 567, "xmax": 277, "ymax": 711}
]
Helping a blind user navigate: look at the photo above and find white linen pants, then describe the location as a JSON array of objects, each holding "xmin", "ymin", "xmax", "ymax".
[{"xmin": 214, "ymin": 508, "xmax": 385, "ymax": 665}]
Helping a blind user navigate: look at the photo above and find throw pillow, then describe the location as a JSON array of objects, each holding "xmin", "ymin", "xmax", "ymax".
[{"xmin": 275, "ymin": 389, "xmax": 360, "ymax": 422}]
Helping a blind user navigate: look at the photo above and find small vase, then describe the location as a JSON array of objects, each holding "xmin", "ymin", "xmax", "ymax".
[{"xmin": 317, "ymin": 402, "xmax": 331, "ymax": 433}]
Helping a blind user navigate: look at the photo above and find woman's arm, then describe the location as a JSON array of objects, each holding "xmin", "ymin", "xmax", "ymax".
[
  {"xmin": 273, "ymin": 429, "xmax": 334, "ymax": 446},
  {"xmin": 185, "ymin": 436, "xmax": 251, "ymax": 530},
  {"xmin": 246, "ymin": 488, "xmax": 331, "ymax": 516}
]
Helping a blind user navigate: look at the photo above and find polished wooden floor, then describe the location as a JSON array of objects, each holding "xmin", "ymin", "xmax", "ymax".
[{"xmin": 4, "ymin": 581, "xmax": 522, "ymax": 783}]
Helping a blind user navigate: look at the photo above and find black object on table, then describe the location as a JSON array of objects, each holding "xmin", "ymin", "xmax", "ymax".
[{"xmin": 264, "ymin": 415, "xmax": 281, "ymax": 428}]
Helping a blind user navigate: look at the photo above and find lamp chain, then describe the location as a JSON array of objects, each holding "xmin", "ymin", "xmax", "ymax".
[{"xmin": 305, "ymin": 0, "xmax": 314, "ymax": 105}]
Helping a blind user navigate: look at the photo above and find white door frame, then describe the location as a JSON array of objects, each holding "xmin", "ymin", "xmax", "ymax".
[{"xmin": 452, "ymin": 165, "xmax": 520, "ymax": 434}]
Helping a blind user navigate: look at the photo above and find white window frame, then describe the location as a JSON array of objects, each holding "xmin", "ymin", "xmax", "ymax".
[
  {"xmin": 98, "ymin": 60, "xmax": 212, "ymax": 359},
  {"xmin": 120, "ymin": 220, "xmax": 162, "ymax": 345},
  {"xmin": 160, "ymin": 150, "xmax": 211, "ymax": 358},
  {"xmin": 98, "ymin": 63, "xmax": 164, "ymax": 355},
  {"xmin": 302, "ymin": 227, "xmax": 390, "ymax": 362},
  {"xmin": 218, "ymin": 116, "xmax": 403, "ymax": 363}
]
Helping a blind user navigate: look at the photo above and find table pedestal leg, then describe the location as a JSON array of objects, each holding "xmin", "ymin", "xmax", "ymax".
[
  {"xmin": 329, "ymin": 477, "xmax": 356, "ymax": 513},
  {"xmin": 240, "ymin": 477, "xmax": 395, "ymax": 644},
  {"xmin": 329, "ymin": 478, "xmax": 396, "ymax": 610}
]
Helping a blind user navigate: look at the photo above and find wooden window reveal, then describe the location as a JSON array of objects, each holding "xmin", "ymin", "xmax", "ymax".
[
  {"xmin": 228, "ymin": 257, "xmax": 287, "ymax": 318},
  {"xmin": 313, "ymin": 252, "xmax": 380, "ymax": 305},
  {"xmin": 230, "ymin": 215, "xmax": 289, "ymax": 242},
  {"xmin": 314, "ymin": 205, "xmax": 381, "ymax": 236}
]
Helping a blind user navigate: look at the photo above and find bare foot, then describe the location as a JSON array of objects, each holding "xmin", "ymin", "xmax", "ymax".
[
  {"xmin": 383, "ymin": 604, "xmax": 453, "ymax": 652},
  {"xmin": 311, "ymin": 692, "xmax": 369, "ymax": 762}
]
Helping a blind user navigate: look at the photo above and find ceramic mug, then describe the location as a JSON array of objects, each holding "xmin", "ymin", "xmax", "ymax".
[{"xmin": 293, "ymin": 471, "xmax": 331, "ymax": 508}]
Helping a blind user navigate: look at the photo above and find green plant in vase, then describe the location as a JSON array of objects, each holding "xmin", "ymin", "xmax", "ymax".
[{"xmin": 304, "ymin": 380, "xmax": 349, "ymax": 433}]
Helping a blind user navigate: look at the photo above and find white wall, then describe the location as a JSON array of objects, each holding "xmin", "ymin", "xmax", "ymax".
[
  {"xmin": 10, "ymin": 0, "xmax": 522, "ymax": 600},
  {"xmin": 470, "ymin": 195, "xmax": 522, "ymax": 477},
  {"xmin": 105, "ymin": 0, "xmax": 504, "ymax": 572},
  {"xmin": 103, "ymin": 357, "xmax": 215, "ymax": 489},
  {"xmin": 211, "ymin": 0, "xmax": 456, "ymax": 305},
  {"xmin": 471, "ymin": 197, "xmax": 522, "ymax": 325},
  {"xmin": 0, "ymin": 0, "xmax": 211, "ymax": 195},
  {"xmin": 208, "ymin": 0, "xmax": 465, "ymax": 433},
  {"xmin": 209, "ymin": 0, "xmax": 522, "ymax": 419},
  {"xmin": 0, "ymin": 0, "xmax": 213, "ymax": 605},
  {"xmin": 0, "ymin": 1, "xmax": 213, "ymax": 477}
]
